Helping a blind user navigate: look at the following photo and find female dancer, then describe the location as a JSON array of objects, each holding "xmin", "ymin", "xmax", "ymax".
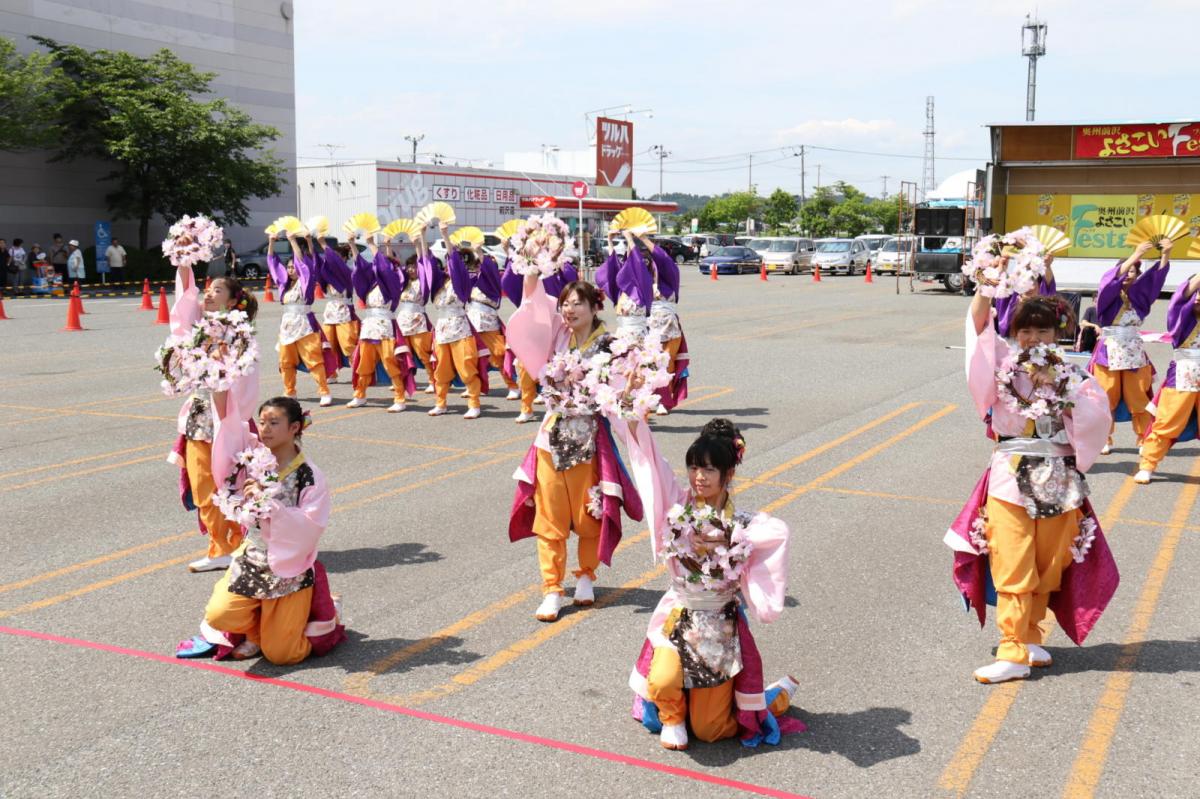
[
  {"xmin": 506, "ymin": 272, "xmax": 643, "ymax": 622},
  {"xmin": 500, "ymin": 244, "xmax": 579, "ymax": 423},
  {"xmin": 168, "ymin": 264, "xmax": 260, "ymax": 573},
  {"xmin": 465, "ymin": 243, "xmax": 520, "ymax": 401},
  {"xmin": 266, "ymin": 231, "xmax": 333, "ymax": 406},
  {"xmin": 421, "ymin": 221, "xmax": 485, "ymax": 418},
  {"xmin": 616, "ymin": 418, "xmax": 802, "ymax": 751},
  {"xmin": 1136, "ymin": 269, "xmax": 1200, "ymax": 483},
  {"xmin": 1090, "ymin": 240, "xmax": 1172, "ymax": 453},
  {"xmin": 395, "ymin": 249, "xmax": 435, "ymax": 395},
  {"xmin": 947, "ymin": 291, "xmax": 1117, "ymax": 684},
  {"xmin": 994, "ymin": 255, "xmax": 1056, "ymax": 338},
  {"xmin": 597, "ymin": 230, "xmax": 651, "ymax": 340},
  {"xmin": 345, "ymin": 236, "xmax": 409, "ymax": 412},
  {"xmin": 315, "ymin": 240, "xmax": 359, "ymax": 384},
  {"xmin": 197, "ymin": 396, "xmax": 345, "ymax": 664},
  {"xmin": 639, "ymin": 232, "xmax": 689, "ymax": 415}
]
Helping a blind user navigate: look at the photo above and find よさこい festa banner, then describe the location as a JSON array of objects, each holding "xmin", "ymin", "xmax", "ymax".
[
  {"xmin": 1074, "ymin": 123, "xmax": 1200, "ymax": 160},
  {"xmin": 1006, "ymin": 193, "xmax": 1200, "ymax": 259}
]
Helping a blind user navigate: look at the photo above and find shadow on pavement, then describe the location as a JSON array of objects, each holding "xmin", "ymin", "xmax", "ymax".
[
  {"xmin": 245, "ymin": 629, "xmax": 482, "ymax": 676},
  {"xmin": 320, "ymin": 542, "xmax": 443, "ymax": 574},
  {"xmin": 1050, "ymin": 638, "xmax": 1200, "ymax": 677},
  {"xmin": 681, "ymin": 706, "xmax": 921, "ymax": 768},
  {"xmin": 667, "ymin": 407, "xmax": 771, "ymax": 417}
]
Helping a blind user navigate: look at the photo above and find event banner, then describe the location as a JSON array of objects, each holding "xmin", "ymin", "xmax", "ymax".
[
  {"xmin": 1074, "ymin": 123, "xmax": 1200, "ymax": 160},
  {"xmin": 1006, "ymin": 193, "xmax": 1200, "ymax": 259}
]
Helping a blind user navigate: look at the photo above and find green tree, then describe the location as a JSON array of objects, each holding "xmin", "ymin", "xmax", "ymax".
[
  {"xmin": 763, "ymin": 188, "xmax": 798, "ymax": 232},
  {"xmin": 0, "ymin": 37, "xmax": 63, "ymax": 151},
  {"xmin": 33, "ymin": 37, "xmax": 286, "ymax": 248},
  {"xmin": 797, "ymin": 186, "xmax": 838, "ymax": 237},
  {"xmin": 697, "ymin": 191, "xmax": 762, "ymax": 231},
  {"xmin": 868, "ymin": 196, "xmax": 901, "ymax": 235}
]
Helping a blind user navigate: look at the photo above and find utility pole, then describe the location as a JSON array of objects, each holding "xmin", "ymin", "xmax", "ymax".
[
  {"xmin": 1022, "ymin": 14, "xmax": 1048, "ymax": 121},
  {"xmin": 881, "ymin": 175, "xmax": 891, "ymax": 199},
  {"xmin": 404, "ymin": 134, "xmax": 424, "ymax": 163},
  {"xmin": 922, "ymin": 96, "xmax": 936, "ymax": 195},
  {"xmin": 650, "ymin": 145, "xmax": 671, "ymax": 229},
  {"xmin": 317, "ymin": 143, "xmax": 343, "ymax": 163},
  {"xmin": 816, "ymin": 164, "xmax": 822, "ymax": 189},
  {"xmin": 748, "ymin": 153, "xmax": 753, "ymax": 194}
]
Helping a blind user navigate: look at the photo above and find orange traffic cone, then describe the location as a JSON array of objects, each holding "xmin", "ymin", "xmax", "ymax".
[
  {"xmin": 709, "ymin": 262, "xmax": 718, "ymax": 282},
  {"xmin": 72, "ymin": 281, "xmax": 87, "ymax": 314},
  {"xmin": 62, "ymin": 295, "xmax": 84, "ymax": 331},
  {"xmin": 140, "ymin": 278, "xmax": 154, "ymax": 310},
  {"xmin": 865, "ymin": 261, "xmax": 874, "ymax": 283},
  {"xmin": 0, "ymin": 292, "xmax": 8, "ymax": 320},
  {"xmin": 314, "ymin": 282, "xmax": 325, "ymax": 300},
  {"xmin": 759, "ymin": 263, "xmax": 768, "ymax": 282},
  {"xmin": 154, "ymin": 286, "xmax": 170, "ymax": 325},
  {"xmin": 813, "ymin": 265, "xmax": 822, "ymax": 283},
  {"xmin": 263, "ymin": 276, "xmax": 275, "ymax": 302}
]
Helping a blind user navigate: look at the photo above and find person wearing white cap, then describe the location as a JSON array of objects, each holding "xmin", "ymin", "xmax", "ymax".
[{"xmin": 66, "ymin": 239, "xmax": 85, "ymax": 283}]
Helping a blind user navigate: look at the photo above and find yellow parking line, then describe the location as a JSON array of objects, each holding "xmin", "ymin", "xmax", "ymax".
[
  {"xmin": 1060, "ymin": 458, "xmax": 1200, "ymax": 798},
  {"xmin": 0, "ymin": 440, "xmax": 173, "ymax": 481},
  {"xmin": 0, "ymin": 532, "xmax": 198, "ymax": 595},
  {"xmin": 0, "ymin": 453, "xmax": 163, "ymax": 493},
  {"xmin": 0, "ymin": 402, "xmax": 173, "ymax": 423},
  {"xmin": 937, "ymin": 474, "xmax": 1140, "ymax": 797}
]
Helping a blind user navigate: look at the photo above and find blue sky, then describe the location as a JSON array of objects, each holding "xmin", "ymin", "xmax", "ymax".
[{"xmin": 294, "ymin": 0, "xmax": 1192, "ymax": 199}]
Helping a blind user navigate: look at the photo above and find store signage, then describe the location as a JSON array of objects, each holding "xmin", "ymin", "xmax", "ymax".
[
  {"xmin": 596, "ymin": 116, "xmax": 634, "ymax": 188},
  {"xmin": 1074, "ymin": 122, "xmax": 1200, "ymax": 160}
]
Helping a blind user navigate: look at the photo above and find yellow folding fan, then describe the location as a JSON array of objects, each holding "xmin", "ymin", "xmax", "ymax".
[
  {"xmin": 611, "ymin": 207, "xmax": 657, "ymax": 235},
  {"xmin": 1124, "ymin": 214, "xmax": 1187, "ymax": 249},
  {"xmin": 1029, "ymin": 224, "xmax": 1072, "ymax": 255},
  {"xmin": 449, "ymin": 226, "xmax": 485, "ymax": 248},
  {"xmin": 342, "ymin": 212, "xmax": 381, "ymax": 238},
  {"xmin": 494, "ymin": 219, "xmax": 523, "ymax": 241},
  {"xmin": 265, "ymin": 215, "xmax": 303, "ymax": 236},
  {"xmin": 305, "ymin": 215, "xmax": 330, "ymax": 238},
  {"xmin": 380, "ymin": 218, "xmax": 420, "ymax": 242},
  {"xmin": 414, "ymin": 201, "xmax": 457, "ymax": 227}
]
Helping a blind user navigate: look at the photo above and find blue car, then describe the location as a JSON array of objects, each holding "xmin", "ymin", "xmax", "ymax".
[{"xmin": 699, "ymin": 246, "xmax": 763, "ymax": 275}]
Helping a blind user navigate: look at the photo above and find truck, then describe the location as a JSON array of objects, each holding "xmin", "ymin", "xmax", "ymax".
[{"xmin": 911, "ymin": 201, "xmax": 980, "ymax": 293}]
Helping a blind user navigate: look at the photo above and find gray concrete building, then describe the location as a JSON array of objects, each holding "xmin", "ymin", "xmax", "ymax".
[{"xmin": 0, "ymin": 0, "xmax": 296, "ymax": 259}]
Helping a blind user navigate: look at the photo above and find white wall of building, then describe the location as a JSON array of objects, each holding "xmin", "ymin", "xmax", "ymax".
[
  {"xmin": 504, "ymin": 149, "xmax": 595, "ymax": 180},
  {"xmin": 0, "ymin": 0, "xmax": 296, "ymax": 253}
]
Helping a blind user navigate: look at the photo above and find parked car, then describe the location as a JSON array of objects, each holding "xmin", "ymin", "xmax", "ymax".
[
  {"xmin": 761, "ymin": 237, "xmax": 815, "ymax": 275},
  {"xmin": 696, "ymin": 233, "xmax": 737, "ymax": 257},
  {"xmin": 652, "ymin": 237, "xmax": 697, "ymax": 263},
  {"xmin": 855, "ymin": 234, "xmax": 891, "ymax": 260},
  {"xmin": 745, "ymin": 238, "xmax": 775, "ymax": 258},
  {"xmin": 811, "ymin": 238, "xmax": 871, "ymax": 275},
  {"xmin": 235, "ymin": 238, "xmax": 295, "ymax": 279},
  {"xmin": 873, "ymin": 237, "xmax": 916, "ymax": 274},
  {"xmin": 699, "ymin": 246, "xmax": 763, "ymax": 275}
]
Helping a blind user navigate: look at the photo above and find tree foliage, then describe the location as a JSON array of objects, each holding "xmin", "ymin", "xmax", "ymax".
[
  {"xmin": 0, "ymin": 37, "xmax": 63, "ymax": 151},
  {"xmin": 762, "ymin": 188, "xmax": 798, "ymax": 232},
  {"xmin": 33, "ymin": 36, "xmax": 287, "ymax": 248}
]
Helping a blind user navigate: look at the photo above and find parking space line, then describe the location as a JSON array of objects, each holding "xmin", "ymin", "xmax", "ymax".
[
  {"xmin": 937, "ymin": 474, "xmax": 1140, "ymax": 797},
  {"xmin": 0, "ymin": 402, "xmax": 173, "ymax": 423},
  {"xmin": 356, "ymin": 403, "xmax": 954, "ymax": 707},
  {"xmin": 0, "ymin": 440, "xmax": 173, "ymax": 481},
  {"xmin": 1060, "ymin": 457, "xmax": 1200, "ymax": 798},
  {"xmin": 711, "ymin": 311, "xmax": 874, "ymax": 342},
  {"xmin": 0, "ymin": 453, "xmax": 164, "ymax": 493},
  {"xmin": 0, "ymin": 626, "xmax": 814, "ymax": 799},
  {"xmin": 0, "ymin": 532, "xmax": 198, "ymax": 595}
]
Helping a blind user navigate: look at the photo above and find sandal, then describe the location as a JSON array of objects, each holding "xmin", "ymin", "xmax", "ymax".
[{"xmin": 175, "ymin": 635, "xmax": 217, "ymax": 659}]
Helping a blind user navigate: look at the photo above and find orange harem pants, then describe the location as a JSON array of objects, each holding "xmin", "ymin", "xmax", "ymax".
[
  {"xmin": 279, "ymin": 331, "xmax": 329, "ymax": 397},
  {"xmin": 354, "ymin": 337, "xmax": 406, "ymax": 402},
  {"xmin": 406, "ymin": 330, "xmax": 434, "ymax": 387},
  {"xmin": 532, "ymin": 448, "xmax": 601, "ymax": 595},
  {"xmin": 646, "ymin": 646, "xmax": 793, "ymax": 742},
  {"xmin": 1092, "ymin": 362, "xmax": 1153, "ymax": 442},
  {"xmin": 1139, "ymin": 386, "xmax": 1200, "ymax": 471},
  {"xmin": 985, "ymin": 496, "xmax": 1078, "ymax": 664},
  {"xmin": 204, "ymin": 565, "xmax": 313, "ymax": 665},
  {"xmin": 517, "ymin": 364, "xmax": 538, "ymax": 415},
  {"xmin": 477, "ymin": 329, "xmax": 518, "ymax": 390},
  {"xmin": 185, "ymin": 439, "xmax": 244, "ymax": 558},
  {"xmin": 433, "ymin": 336, "xmax": 481, "ymax": 409},
  {"xmin": 320, "ymin": 320, "xmax": 359, "ymax": 377}
]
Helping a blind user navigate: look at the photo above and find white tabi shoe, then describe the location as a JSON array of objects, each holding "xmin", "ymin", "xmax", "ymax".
[
  {"xmin": 573, "ymin": 575, "xmax": 595, "ymax": 606},
  {"xmin": 769, "ymin": 674, "xmax": 801, "ymax": 701},
  {"xmin": 1027, "ymin": 643, "xmax": 1053, "ymax": 668},
  {"xmin": 505, "ymin": 388, "xmax": 520, "ymax": 400},
  {"xmin": 460, "ymin": 389, "xmax": 471, "ymax": 399},
  {"xmin": 660, "ymin": 723, "xmax": 689, "ymax": 751},
  {"xmin": 230, "ymin": 640, "xmax": 262, "ymax": 661},
  {"xmin": 655, "ymin": 403, "xmax": 669, "ymax": 416},
  {"xmin": 187, "ymin": 555, "xmax": 231, "ymax": 573},
  {"xmin": 515, "ymin": 412, "xmax": 535, "ymax": 424},
  {"xmin": 1100, "ymin": 443, "xmax": 1112, "ymax": 455},
  {"xmin": 346, "ymin": 397, "xmax": 367, "ymax": 408},
  {"xmin": 423, "ymin": 383, "xmax": 436, "ymax": 394},
  {"xmin": 535, "ymin": 592, "xmax": 568, "ymax": 622},
  {"xmin": 533, "ymin": 395, "xmax": 545, "ymax": 405},
  {"xmin": 463, "ymin": 407, "xmax": 481, "ymax": 420},
  {"xmin": 332, "ymin": 593, "xmax": 343, "ymax": 624},
  {"xmin": 427, "ymin": 405, "xmax": 449, "ymax": 416},
  {"xmin": 1134, "ymin": 469, "xmax": 1153, "ymax": 484},
  {"xmin": 387, "ymin": 402, "xmax": 406, "ymax": 413},
  {"xmin": 319, "ymin": 394, "xmax": 333, "ymax": 407},
  {"xmin": 973, "ymin": 660, "xmax": 1031, "ymax": 684}
]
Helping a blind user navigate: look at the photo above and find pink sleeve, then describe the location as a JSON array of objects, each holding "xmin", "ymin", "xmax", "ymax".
[
  {"xmin": 261, "ymin": 462, "xmax": 331, "ymax": 579},
  {"xmin": 209, "ymin": 367, "xmax": 260, "ymax": 486},
  {"xmin": 739, "ymin": 513, "xmax": 790, "ymax": 624},
  {"xmin": 610, "ymin": 419, "xmax": 687, "ymax": 561},
  {"xmin": 1064, "ymin": 374, "xmax": 1112, "ymax": 473},
  {"xmin": 170, "ymin": 266, "xmax": 201, "ymax": 337},
  {"xmin": 965, "ymin": 309, "xmax": 1003, "ymax": 420},
  {"xmin": 505, "ymin": 279, "xmax": 564, "ymax": 378}
]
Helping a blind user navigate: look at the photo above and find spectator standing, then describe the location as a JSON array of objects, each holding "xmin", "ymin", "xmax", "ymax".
[
  {"xmin": 1, "ymin": 238, "xmax": 11, "ymax": 291},
  {"xmin": 105, "ymin": 237, "xmax": 127, "ymax": 277},
  {"xmin": 10, "ymin": 238, "xmax": 28, "ymax": 289},
  {"xmin": 66, "ymin": 239, "xmax": 85, "ymax": 283},
  {"xmin": 27, "ymin": 244, "xmax": 44, "ymax": 288},
  {"xmin": 49, "ymin": 234, "xmax": 69, "ymax": 284},
  {"xmin": 223, "ymin": 239, "xmax": 237, "ymax": 277}
]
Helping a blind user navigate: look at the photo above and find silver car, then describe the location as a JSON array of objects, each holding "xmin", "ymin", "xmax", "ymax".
[
  {"xmin": 811, "ymin": 238, "xmax": 871, "ymax": 276},
  {"xmin": 761, "ymin": 238, "xmax": 815, "ymax": 275}
]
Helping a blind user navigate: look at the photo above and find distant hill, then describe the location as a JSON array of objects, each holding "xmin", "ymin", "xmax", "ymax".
[{"xmin": 645, "ymin": 192, "xmax": 712, "ymax": 213}]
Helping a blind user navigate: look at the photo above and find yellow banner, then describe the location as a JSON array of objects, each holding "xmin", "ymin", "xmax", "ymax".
[{"xmin": 1006, "ymin": 193, "xmax": 1199, "ymax": 258}]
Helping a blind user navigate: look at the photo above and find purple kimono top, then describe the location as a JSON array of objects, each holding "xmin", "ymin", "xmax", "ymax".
[
  {"xmin": 1091, "ymin": 258, "xmax": 1170, "ymax": 368},
  {"xmin": 316, "ymin": 247, "xmax": 354, "ymax": 295},
  {"xmin": 994, "ymin": 276, "xmax": 1055, "ymax": 338},
  {"xmin": 351, "ymin": 251, "xmax": 400, "ymax": 309},
  {"xmin": 501, "ymin": 259, "xmax": 580, "ymax": 305},
  {"xmin": 1163, "ymin": 278, "xmax": 1200, "ymax": 389},
  {"xmin": 473, "ymin": 255, "xmax": 503, "ymax": 304},
  {"xmin": 649, "ymin": 245, "xmax": 680, "ymax": 302},
  {"xmin": 267, "ymin": 248, "xmax": 320, "ymax": 334},
  {"xmin": 430, "ymin": 249, "xmax": 472, "ymax": 304},
  {"xmin": 595, "ymin": 251, "xmax": 622, "ymax": 304},
  {"xmin": 616, "ymin": 247, "xmax": 654, "ymax": 313}
]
